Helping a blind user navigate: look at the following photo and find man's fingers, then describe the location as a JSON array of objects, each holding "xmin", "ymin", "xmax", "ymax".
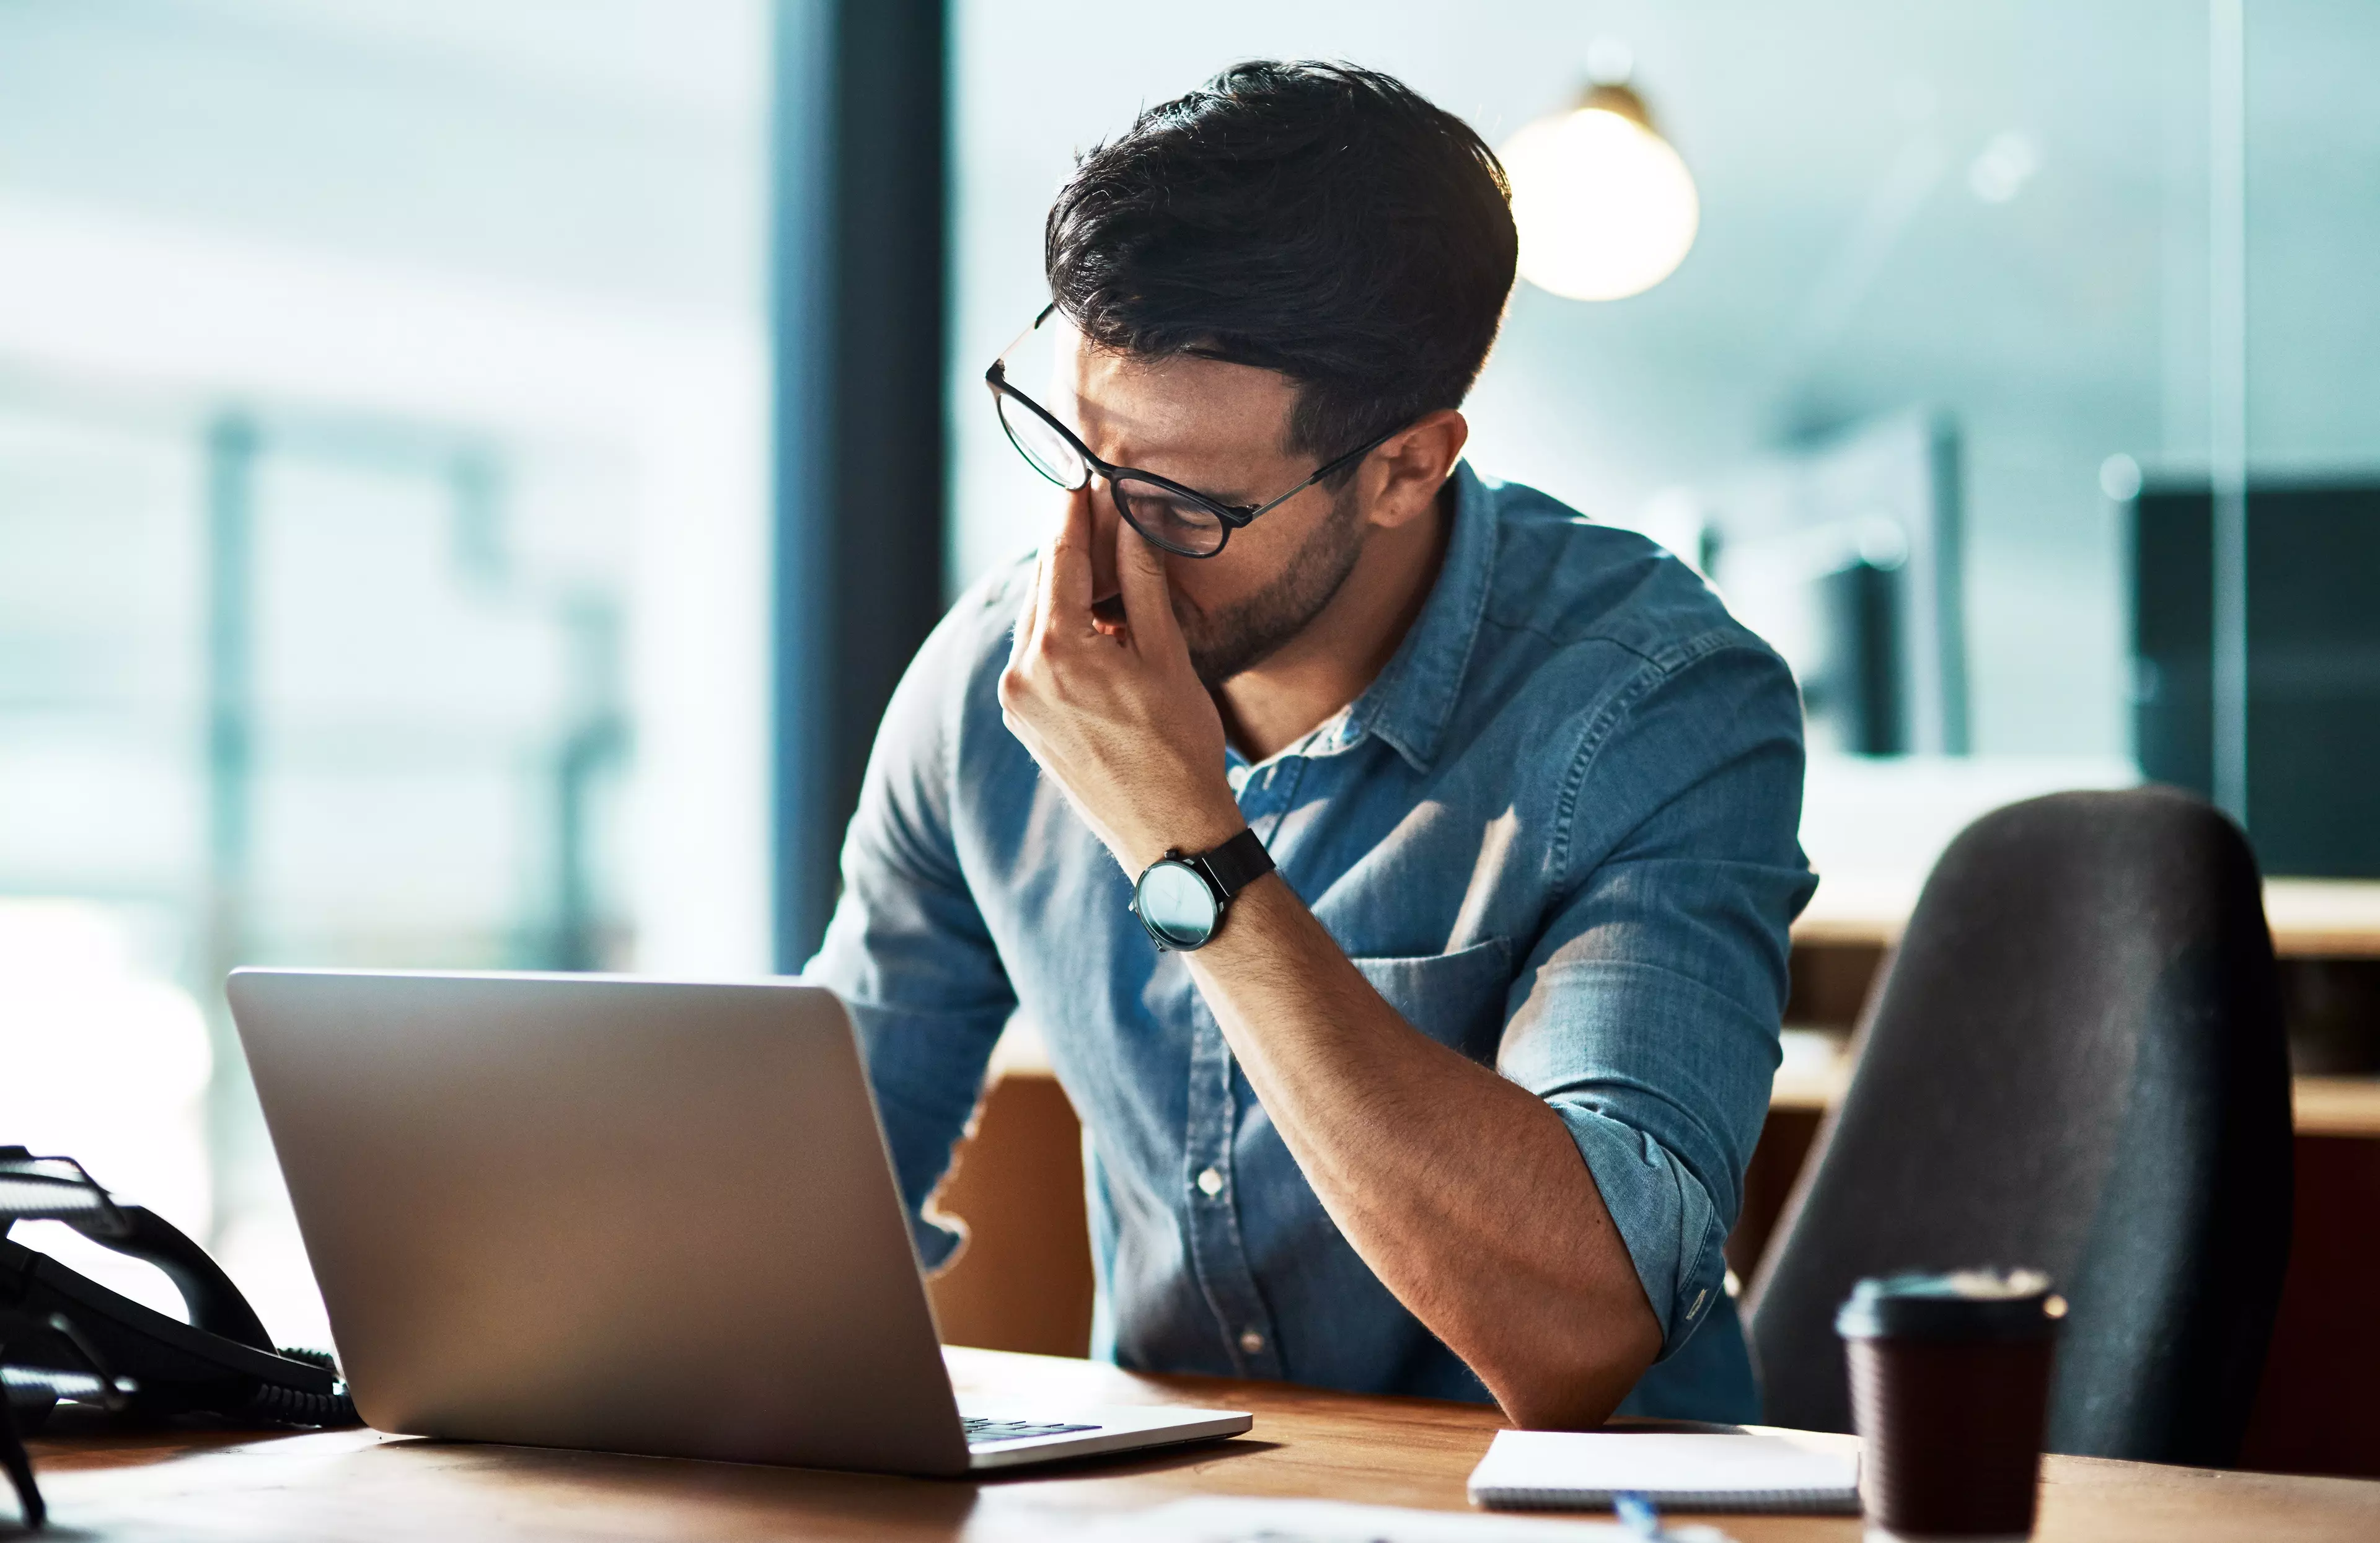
[
  {"xmin": 1005, "ymin": 490, "xmax": 1092, "ymax": 720},
  {"xmin": 1114, "ymin": 516, "xmax": 1191, "ymax": 665},
  {"xmin": 1045, "ymin": 485, "xmax": 1098, "ymax": 633}
]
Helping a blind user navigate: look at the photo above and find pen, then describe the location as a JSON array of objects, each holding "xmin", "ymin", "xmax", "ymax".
[{"xmin": 1614, "ymin": 1490, "xmax": 1667, "ymax": 1541}]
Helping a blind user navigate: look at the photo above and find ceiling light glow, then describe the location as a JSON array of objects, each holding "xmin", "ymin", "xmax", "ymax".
[
  {"xmin": 1502, "ymin": 84, "xmax": 1701, "ymax": 303},
  {"xmin": 1968, "ymin": 131, "xmax": 2040, "ymax": 204}
]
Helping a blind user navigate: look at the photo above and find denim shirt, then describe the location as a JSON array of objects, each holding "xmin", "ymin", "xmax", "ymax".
[{"xmin": 808, "ymin": 462, "xmax": 1815, "ymax": 1421}]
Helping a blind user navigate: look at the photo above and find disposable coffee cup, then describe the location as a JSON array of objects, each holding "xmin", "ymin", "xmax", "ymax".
[{"xmin": 1835, "ymin": 1269, "xmax": 2066, "ymax": 1542}]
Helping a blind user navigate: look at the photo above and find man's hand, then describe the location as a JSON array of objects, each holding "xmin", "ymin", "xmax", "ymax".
[
  {"xmin": 999, "ymin": 491, "xmax": 1662, "ymax": 1429},
  {"xmin": 998, "ymin": 488, "xmax": 1246, "ymax": 873}
]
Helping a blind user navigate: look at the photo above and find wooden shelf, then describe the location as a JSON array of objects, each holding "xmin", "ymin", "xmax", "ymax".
[
  {"xmin": 1792, "ymin": 876, "xmax": 2380, "ymax": 959},
  {"xmin": 995, "ymin": 1021, "xmax": 2380, "ymax": 1137},
  {"xmin": 1769, "ymin": 1058, "xmax": 1853, "ymax": 1110},
  {"xmin": 1766, "ymin": 1060, "xmax": 2380, "ymax": 1137},
  {"xmin": 2291, "ymin": 1076, "xmax": 2380, "ymax": 1138}
]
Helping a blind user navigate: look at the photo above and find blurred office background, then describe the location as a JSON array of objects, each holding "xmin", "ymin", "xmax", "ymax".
[
  {"xmin": 0, "ymin": 0, "xmax": 774, "ymax": 1340},
  {"xmin": 2, "ymin": 1, "xmax": 2374, "ymax": 1347}
]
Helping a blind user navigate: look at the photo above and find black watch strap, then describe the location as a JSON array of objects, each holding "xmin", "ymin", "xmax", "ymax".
[{"xmin": 1191, "ymin": 827, "xmax": 1274, "ymax": 900}]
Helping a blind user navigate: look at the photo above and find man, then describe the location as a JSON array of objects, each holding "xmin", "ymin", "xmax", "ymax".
[{"xmin": 809, "ymin": 61, "xmax": 1813, "ymax": 1427}]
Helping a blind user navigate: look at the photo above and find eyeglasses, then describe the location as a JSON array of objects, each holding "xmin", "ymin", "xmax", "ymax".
[{"xmin": 985, "ymin": 305, "xmax": 1396, "ymax": 558}]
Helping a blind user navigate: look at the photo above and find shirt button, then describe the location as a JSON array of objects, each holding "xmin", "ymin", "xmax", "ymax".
[
  {"xmin": 1227, "ymin": 766, "xmax": 1250, "ymax": 793},
  {"xmin": 1238, "ymin": 1329, "xmax": 1265, "ymax": 1355},
  {"xmin": 1196, "ymin": 1166, "xmax": 1224, "ymax": 1197}
]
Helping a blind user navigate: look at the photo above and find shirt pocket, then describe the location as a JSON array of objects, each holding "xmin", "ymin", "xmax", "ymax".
[{"xmin": 1346, "ymin": 938, "xmax": 1515, "ymax": 1062}]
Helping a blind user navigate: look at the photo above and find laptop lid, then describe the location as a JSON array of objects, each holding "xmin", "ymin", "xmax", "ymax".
[{"xmin": 226, "ymin": 969, "xmax": 972, "ymax": 1476}]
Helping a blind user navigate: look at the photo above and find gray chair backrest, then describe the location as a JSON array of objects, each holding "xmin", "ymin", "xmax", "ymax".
[{"xmin": 1744, "ymin": 788, "xmax": 2292, "ymax": 1466}]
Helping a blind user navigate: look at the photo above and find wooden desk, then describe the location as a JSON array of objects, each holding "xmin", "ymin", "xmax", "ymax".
[{"xmin": 21, "ymin": 1348, "xmax": 2380, "ymax": 1540}]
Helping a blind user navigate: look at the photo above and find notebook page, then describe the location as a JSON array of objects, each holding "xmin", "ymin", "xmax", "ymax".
[{"xmin": 1468, "ymin": 1430, "xmax": 1859, "ymax": 1513}]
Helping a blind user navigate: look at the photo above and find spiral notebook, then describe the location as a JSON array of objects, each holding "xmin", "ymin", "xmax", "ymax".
[{"xmin": 1467, "ymin": 1430, "xmax": 1861, "ymax": 1514}]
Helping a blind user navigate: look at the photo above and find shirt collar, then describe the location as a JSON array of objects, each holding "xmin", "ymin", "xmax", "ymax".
[{"xmin": 1324, "ymin": 460, "xmax": 1499, "ymax": 773}]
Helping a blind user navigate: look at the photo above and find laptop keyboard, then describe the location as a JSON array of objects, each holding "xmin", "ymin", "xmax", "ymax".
[{"xmin": 963, "ymin": 1416, "xmax": 1101, "ymax": 1445}]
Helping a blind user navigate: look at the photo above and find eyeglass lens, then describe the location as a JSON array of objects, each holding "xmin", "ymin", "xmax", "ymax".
[
  {"xmin": 996, "ymin": 392, "xmax": 1088, "ymax": 490},
  {"xmin": 1110, "ymin": 477, "xmax": 1227, "ymax": 556}
]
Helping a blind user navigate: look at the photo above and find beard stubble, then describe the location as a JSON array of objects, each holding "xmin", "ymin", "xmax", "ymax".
[{"xmin": 1177, "ymin": 485, "xmax": 1369, "ymax": 689}]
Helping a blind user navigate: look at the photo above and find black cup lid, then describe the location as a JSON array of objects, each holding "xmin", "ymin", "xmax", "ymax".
[{"xmin": 1835, "ymin": 1268, "xmax": 2068, "ymax": 1343}]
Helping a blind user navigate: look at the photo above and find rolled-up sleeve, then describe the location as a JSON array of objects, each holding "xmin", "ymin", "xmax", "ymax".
[
  {"xmin": 1496, "ymin": 637, "xmax": 1814, "ymax": 1358},
  {"xmin": 804, "ymin": 600, "xmax": 1017, "ymax": 1270}
]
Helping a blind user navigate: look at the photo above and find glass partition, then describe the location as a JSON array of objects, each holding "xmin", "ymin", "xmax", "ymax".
[
  {"xmin": 0, "ymin": 0, "xmax": 771, "ymax": 1343},
  {"xmin": 953, "ymin": 1, "xmax": 2369, "ymax": 885}
]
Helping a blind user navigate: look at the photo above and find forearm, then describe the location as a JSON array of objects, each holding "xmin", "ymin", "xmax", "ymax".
[
  {"xmin": 993, "ymin": 487, "xmax": 1662, "ymax": 1422},
  {"xmin": 1184, "ymin": 874, "xmax": 1660, "ymax": 1427}
]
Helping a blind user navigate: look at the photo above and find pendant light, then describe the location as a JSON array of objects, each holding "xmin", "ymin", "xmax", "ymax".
[{"xmin": 1500, "ymin": 45, "xmax": 1700, "ymax": 302}]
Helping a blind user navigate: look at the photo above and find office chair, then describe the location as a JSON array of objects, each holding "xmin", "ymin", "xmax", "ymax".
[{"xmin": 1744, "ymin": 787, "xmax": 2293, "ymax": 1467}]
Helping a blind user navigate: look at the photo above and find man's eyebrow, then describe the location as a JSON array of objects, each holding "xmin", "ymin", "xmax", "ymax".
[
  {"xmin": 1119, "ymin": 449, "xmax": 1256, "ymax": 506},
  {"xmin": 1196, "ymin": 482, "xmax": 1259, "ymax": 507},
  {"xmin": 1171, "ymin": 473, "xmax": 1264, "ymax": 509}
]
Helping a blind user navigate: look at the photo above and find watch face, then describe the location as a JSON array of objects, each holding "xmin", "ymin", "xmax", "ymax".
[{"xmin": 1135, "ymin": 859, "xmax": 1220, "ymax": 949}]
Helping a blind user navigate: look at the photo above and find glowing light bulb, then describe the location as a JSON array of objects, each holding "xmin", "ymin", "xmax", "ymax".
[{"xmin": 1501, "ymin": 87, "xmax": 1700, "ymax": 302}]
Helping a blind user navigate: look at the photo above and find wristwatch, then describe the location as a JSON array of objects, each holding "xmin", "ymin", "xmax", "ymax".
[{"xmin": 1129, "ymin": 828, "xmax": 1275, "ymax": 952}]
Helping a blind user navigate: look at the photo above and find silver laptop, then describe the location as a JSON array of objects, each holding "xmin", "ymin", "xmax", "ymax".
[{"xmin": 226, "ymin": 968, "xmax": 1250, "ymax": 1475}]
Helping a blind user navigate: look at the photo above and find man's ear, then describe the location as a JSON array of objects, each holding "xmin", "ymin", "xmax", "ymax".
[{"xmin": 1361, "ymin": 410, "xmax": 1470, "ymax": 531}]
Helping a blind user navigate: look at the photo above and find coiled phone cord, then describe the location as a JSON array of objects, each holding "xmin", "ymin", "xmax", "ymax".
[{"xmin": 246, "ymin": 1348, "xmax": 359, "ymax": 1428}]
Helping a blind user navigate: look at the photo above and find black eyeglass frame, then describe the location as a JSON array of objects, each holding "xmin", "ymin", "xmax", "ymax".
[{"xmin": 985, "ymin": 305, "xmax": 1399, "ymax": 558}]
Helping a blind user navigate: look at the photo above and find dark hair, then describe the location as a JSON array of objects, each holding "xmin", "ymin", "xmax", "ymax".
[{"xmin": 1045, "ymin": 61, "xmax": 1517, "ymax": 477}]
